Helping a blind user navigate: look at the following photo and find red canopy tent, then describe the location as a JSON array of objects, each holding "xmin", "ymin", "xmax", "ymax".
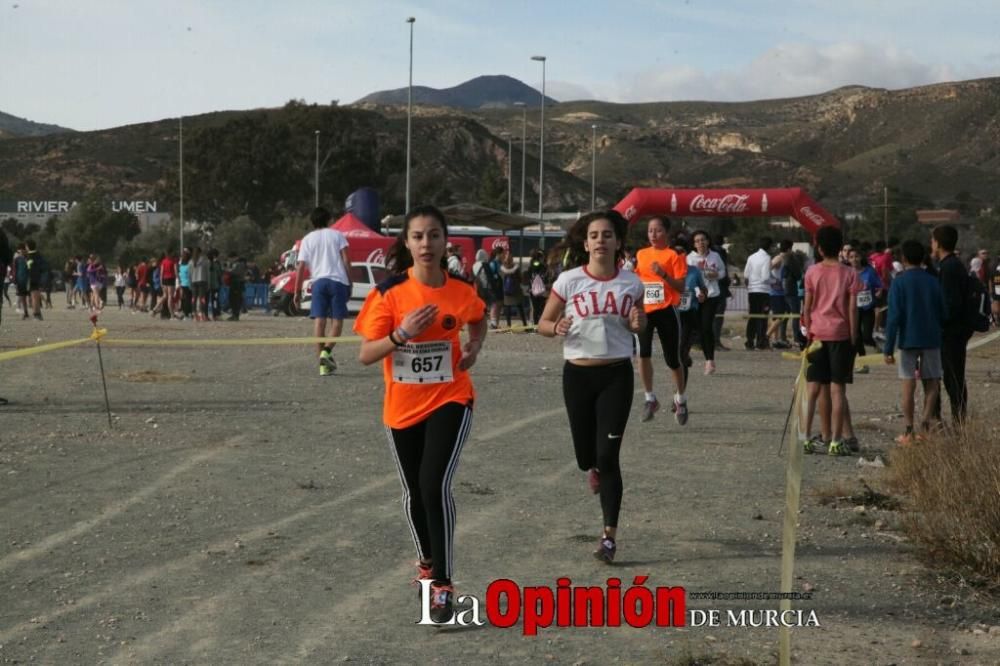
[
  {"xmin": 613, "ymin": 188, "xmax": 839, "ymax": 235},
  {"xmin": 331, "ymin": 212, "xmax": 383, "ymax": 238}
]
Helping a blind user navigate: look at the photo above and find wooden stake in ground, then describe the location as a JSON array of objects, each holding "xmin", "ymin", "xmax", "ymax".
[{"xmin": 89, "ymin": 313, "xmax": 113, "ymax": 429}]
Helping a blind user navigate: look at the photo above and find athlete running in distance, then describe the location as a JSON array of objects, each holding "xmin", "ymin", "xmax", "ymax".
[
  {"xmin": 634, "ymin": 217, "xmax": 689, "ymax": 424},
  {"xmin": 538, "ymin": 210, "xmax": 646, "ymax": 564},
  {"xmin": 354, "ymin": 205, "xmax": 487, "ymax": 624}
]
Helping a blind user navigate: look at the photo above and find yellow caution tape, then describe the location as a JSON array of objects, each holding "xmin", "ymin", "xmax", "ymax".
[
  {"xmin": 102, "ymin": 335, "xmax": 365, "ymax": 347},
  {"xmin": 777, "ymin": 339, "xmax": 820, "ymax": 665},
  {"xmin": 0, "ymin": 337, "xmax": 94, "ymax": 362}
]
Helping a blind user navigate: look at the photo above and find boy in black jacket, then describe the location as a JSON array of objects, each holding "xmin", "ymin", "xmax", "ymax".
[{"xmin": 930, "ymin": 225, "xmax": 971, "ymax": 423}]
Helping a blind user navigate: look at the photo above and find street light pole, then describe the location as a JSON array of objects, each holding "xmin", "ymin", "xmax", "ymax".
[
  {"xmin": 405, "ymin": 16, "xmax": 415, "ymax": 214},
  {"xmin": 179, "ymin": 116, "xmax": 184, "ymax": 253},
  {"xmin": 314, "ymin": 130, "xmax": 320, "ymax": 208},
  {"xmin": 531, "ymin": 55, "xmax": 546, "ymax": 247},
  {"xmin": 514, "ymin": 101, "xmax": 526, "ymax": 216},
  {"xmin": 505, "ymin": 133, "xmax": 512, "ymax": 213},
  {"xmin": 591, "ymin": 124, "xmax": 597, "ymax": 211}
]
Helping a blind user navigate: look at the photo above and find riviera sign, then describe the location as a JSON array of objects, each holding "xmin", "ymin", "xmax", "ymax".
[{"xmin": 2, "ymin": 200, "xmax": 160, "ymax": 214}]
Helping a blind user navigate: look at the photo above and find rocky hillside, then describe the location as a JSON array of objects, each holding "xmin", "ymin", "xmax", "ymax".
[
  {"xmin": 3, "ymin": 77, "xmax": 1000, "ymax": 221},
  {"xmin": 0, "ymin": 110, "xmax": 74, "ymax": 139},
  {"xmin": 460, "ymin": 77, "xmax": 1000, "ymax": 212}
]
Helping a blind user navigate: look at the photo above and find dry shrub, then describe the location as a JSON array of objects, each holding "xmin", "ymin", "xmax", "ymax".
[{"xmin": 887, "ymin": 420, "xmax": 1000, "ymax": 584}]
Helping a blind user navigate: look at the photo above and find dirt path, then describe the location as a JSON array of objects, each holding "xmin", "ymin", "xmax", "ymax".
[{"xmin": 1, "ymin": 309, "xmax": 998, "ymax": 664}]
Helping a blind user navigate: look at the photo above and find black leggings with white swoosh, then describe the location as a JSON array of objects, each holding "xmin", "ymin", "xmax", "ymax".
[{"xmin": 562, "ymin": 360, "xmax": 634, "ymax": 528}]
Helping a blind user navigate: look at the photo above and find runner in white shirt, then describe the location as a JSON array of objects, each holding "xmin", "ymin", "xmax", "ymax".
[
  {"xmin": 294, "ymin": 207, "xmax": 352, "ymax": 376},
  {"xmin": 688, "ymin": 230, "xmax": 726, "ymax": 374},
  {"xmin": 538, "ymin": 210, "xmax": 645, "ymax": 565}
]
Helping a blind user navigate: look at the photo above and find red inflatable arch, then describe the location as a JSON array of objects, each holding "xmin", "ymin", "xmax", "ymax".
[{"xmin": 613, "ymin": 188, "xmax": 839, "ymax": 236}]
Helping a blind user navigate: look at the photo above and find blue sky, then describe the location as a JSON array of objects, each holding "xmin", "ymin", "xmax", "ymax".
[{"xmin": 3, "ymin": 0, "xmax": 1000, "ymax": 131}]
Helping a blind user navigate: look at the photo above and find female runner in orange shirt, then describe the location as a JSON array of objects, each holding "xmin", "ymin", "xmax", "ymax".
[{"xmin": 354, "ymin": 205, "xmax": 487, "ymax": 624}]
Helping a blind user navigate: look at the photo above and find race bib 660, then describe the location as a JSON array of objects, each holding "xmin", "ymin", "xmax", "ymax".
[
  {"xmin": 392, "ymin": 341, "xmax": 454, "ymax": 384},
  {"xmin": 643, "ymin": 282, "xmax": 665, "ymax": 305}
]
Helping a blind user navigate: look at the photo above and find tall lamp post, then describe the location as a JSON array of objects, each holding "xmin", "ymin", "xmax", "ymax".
[
  {"xmin": 179, "ymin": 116, "xmax": 184, "ymax": 253},
  {"xmin": 531, "ymin": 55, "xmax": 546, "ymax": 247},
  {"xmin": 591, "ymin": 124, "xmax": 597, "ymax": 211},
  {"xmin": 405, "ymin": 16, "xmax": 416, "ymax": 214},
  {"xmin": 504, "ymin": 133, "xmax": 512, "ymax": 213},
  {"xmin": 514, "ymin": 101, "xmax": 527, "ymax": 216},
  {"xmin": 314, "ymin": 130, "xmax": 320, "ymax": 208}
]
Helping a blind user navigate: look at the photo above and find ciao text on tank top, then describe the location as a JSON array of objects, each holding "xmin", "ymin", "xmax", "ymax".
[{"xmin": 551, "ymin": 266, "xmax": 644, "ymax": 360}]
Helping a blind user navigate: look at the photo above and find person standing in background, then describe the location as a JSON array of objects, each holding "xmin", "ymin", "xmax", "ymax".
[
  {"xmin": 743, "ymin": 238, "xmax": 773, "ymax": 350},
  {"xmin": 190, "ymin": 246, "xmax": 210, "ymax": 322},
  {"xmin": 931, "ymin": 225, "xmax": 972, "ymax": 423},
  {"xmin": 527, "ymin": 248, "xmax": 550, "ymax": 326},
  {"xmin": 712, "ymin": 235, "xmax": 731, "ymax": 350},
  {"xmin": 63, "ymin": 258, "xmax": 77, "ymax": 308},
  {"xmin": 208, "ymin": 249, "xmax": 223, "ymax": 321},
  {"xmin": 113, "ymin": 263, "xmax": 127, "ymax": 309},
  {"xmin": 227, "ymin": 252, "xmax": 247, "ymax": 322}
]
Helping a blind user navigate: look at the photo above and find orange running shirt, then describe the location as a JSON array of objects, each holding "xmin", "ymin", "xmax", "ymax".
[
  {"xmin": 354, "ymin": 268, "xmax": 486, "ymax": 429},
  {"xmin": 635, "ymin": 246, "xmax": 687, "ymax": 311}
]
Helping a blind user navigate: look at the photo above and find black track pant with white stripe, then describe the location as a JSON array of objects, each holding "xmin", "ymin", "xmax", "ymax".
[
  {"xmin": 562, "ymin": 360, "xmax": 634, "ymax": 528},
  {"xmin": 385, "ymin": 401, "xmax": 472, "ymax": 583}
]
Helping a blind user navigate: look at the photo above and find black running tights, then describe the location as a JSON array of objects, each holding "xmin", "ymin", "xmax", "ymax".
[{"xmin": 562, "ymin": 361, "xmax": 633, "ymax": 528}]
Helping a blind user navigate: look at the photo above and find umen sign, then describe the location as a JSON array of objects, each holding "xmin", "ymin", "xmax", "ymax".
[{"xmin": 613, "ymin": 188, "xmax": 839, "ymax": 235}]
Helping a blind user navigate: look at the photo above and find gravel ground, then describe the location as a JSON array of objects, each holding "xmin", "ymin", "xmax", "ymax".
[{"xmin": 1, "ymin": 307, "xmax": 998, "ymax": 665}]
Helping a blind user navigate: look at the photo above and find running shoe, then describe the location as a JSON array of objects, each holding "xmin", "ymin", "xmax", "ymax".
[
  {"xmin": 593, "ymin": 536, "xmax": 616, "ymax": 564},
  {"xmin": 319, "ymin": 349, "xmax": 337, "ymax": 373},
  {"xmin": 802, "ymin": 434, "xmax": 825, "ymax": 455},
  {"xmin": 587, "ymin": 468, "xmax": 600, "ymax": 494},
  {"xmin": 415, "ymin": 561, "xmax": 433, "ymax": 582},
  {"xmin": 641, "ymin": 398, "xmax": 660, "ymax": 422},
  {"xmin": 827, "ymin": 439, "xmax": 851, "ymax": 456},
  {"xmin": 704, "ymin": 360, "xmax": 716, "ymax": 375},
  {"xmin": 843, "ymin": 436, "xmax": 860, "ymax": 454},
  {"xmin": 674, "ymin": 397, "xmax": 688, "ymax": 426},
  {"xmin": 319, "ymin": 364, "xmax": 332, "ymax": 377},
  {"xmin": 855, "ymin": 365, "xmax": 870, "ymax": 375},
  {"xmin": 429, "ymin": 582, "xmax": 455, "ymax": 624},
  {"xmin": 33, "ymin": 312, "xmax": 43, "ymax": 321},
  {"xmin": 412, "ymin": 561, "xmax": 433, "ymax": 597}
]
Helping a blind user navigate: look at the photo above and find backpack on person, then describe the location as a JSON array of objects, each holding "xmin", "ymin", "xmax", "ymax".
[
  {"xmin": 474, "ymin": 264, "xmax": 491, "ymax": 300},
  {"xmin": 530, "ymin": 272, "xmax": 546, "ymax": 297},
  {"xmin": 502, "ymin": 272, "xmax": 517, "ymax": 297},
  {"xmin": 966, "ymin": 272, "xmax": 990, "ymax": 333}
]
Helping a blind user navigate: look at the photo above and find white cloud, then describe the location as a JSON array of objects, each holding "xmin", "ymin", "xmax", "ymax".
[
  {"xmin": 614, "ymin": 41, "xmax": 988, "ymax": 103},
  {"xmin": 543, "ymin": 80, "xmax": 596, "ymax": 103}
]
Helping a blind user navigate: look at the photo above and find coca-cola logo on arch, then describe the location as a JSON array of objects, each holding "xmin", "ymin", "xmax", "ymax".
[
  {"xmin": 689, "ymin": 194, "xmax": 750, "ymax": 214},
  {"xmin": 490, "ymin": 238, "xmax": 510, "ymax": 251},
  {"xmin": 799, "ymin": 207, "xmax": 826, "ymax": 227},
  {"xmin": 366, "ymin": 248, "xmax": 387, "ymax": 266}
]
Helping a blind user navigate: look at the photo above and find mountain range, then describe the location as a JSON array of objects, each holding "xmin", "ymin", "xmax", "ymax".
[
  {"xmin": 356, "ymin": 74, "xmax": 556, "ymax": 109},
  {"xmin": 3, "ymin": 75, "xmax": 1000, "ymax": 220},
  {"xmin": 0, "ymin": 110, "xmax": 74, "ymax": 139}
]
